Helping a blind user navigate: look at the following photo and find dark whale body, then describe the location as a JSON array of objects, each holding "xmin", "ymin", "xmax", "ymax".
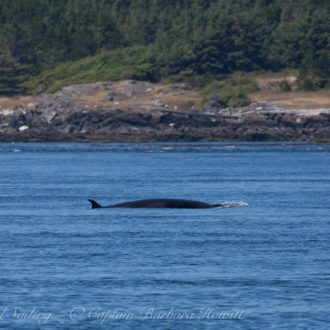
[{"xmin": 88, "ymin": 199, "xmax": 223, "ymax": 209}]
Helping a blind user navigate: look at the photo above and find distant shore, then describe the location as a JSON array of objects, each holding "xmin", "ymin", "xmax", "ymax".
[{"xmin": 1, "ymin": 80, "xmax": 330, "ymax": 143}]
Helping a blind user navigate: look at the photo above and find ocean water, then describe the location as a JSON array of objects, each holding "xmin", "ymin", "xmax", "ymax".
[{"xmin": 0, "ymin": 142, "xmax": 329, "ymax": 329}]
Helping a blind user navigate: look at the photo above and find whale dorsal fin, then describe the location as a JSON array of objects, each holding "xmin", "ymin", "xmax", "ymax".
[{"xmin": 88, "ymin": 199, "xmax": 102, "ymax": 209}]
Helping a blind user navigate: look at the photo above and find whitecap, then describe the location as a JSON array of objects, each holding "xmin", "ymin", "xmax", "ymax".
[{"xmin": 218, "ymin": 201, "xmax": 249, "ymax": 208}]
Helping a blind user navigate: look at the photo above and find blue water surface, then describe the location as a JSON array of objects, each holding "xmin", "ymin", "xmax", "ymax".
[{"xmin": 0, "ymin": 142, "xmax": 329, "ymax": 329}]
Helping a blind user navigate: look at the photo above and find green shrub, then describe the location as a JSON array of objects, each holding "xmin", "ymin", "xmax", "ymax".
[
  {"xmin": 201, "ymin": 76, "xmax": 258, "ymax": 108},
  {"xmin": 299, "ymin": 78, "xmax": 315, "ymax": 91},
  {"xmin": 279, "ymin": 79, "xmax": 292, "ymax": 92},
  {"xmin": 297, "ymin": 76, "xmax": 329, "ymax": 91}
]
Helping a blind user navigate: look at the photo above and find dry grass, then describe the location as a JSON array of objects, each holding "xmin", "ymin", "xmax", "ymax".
[
  {"xmin": 75, "ymin": 82, "xmax": 203, "ymax": 111},
  {"xmin": 1, "ymin": 78, "xmax": 329, "ymax": 113},
  {"xmin": 0, "ymin": 95, "xmax": 35, "ymax": 111},
  {"xmin": 249, "ymin": 90, "xmax": 330, "ymax": 109}
]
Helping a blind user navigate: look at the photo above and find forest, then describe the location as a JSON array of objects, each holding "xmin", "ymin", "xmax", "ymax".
[{"xmin": 0, "ymin": 0, "xmax": 329, "ymax": 94}]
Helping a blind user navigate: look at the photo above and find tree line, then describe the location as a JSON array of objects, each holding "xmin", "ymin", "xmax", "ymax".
[{"xmin": 0, "ymin": 0, "xmax": 329, "ymax": 94}]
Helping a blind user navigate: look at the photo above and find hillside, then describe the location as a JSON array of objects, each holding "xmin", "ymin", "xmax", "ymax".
[{"xmin": 0, "ymin": 0, "xmax": 329, "ymax": 94}]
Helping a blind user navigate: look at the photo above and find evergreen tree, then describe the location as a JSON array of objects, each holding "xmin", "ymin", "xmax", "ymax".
[{"xmin": 0, "ymin": 55, "xmax": 27, "ymax": 94}]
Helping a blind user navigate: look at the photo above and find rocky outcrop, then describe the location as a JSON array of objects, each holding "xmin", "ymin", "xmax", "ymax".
[{"xmin": 0, "ymin": 81, "xmax": 329, "ymax": 142}]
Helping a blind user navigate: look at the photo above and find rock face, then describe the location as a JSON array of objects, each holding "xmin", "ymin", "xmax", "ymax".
[{"xmin": 0, "ymin": 81, "xmax": 329, "ymax": 142}]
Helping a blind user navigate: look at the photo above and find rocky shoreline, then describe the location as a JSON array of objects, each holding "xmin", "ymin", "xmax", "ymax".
[{"xmin": 1, "ymin": 81, "xmax": 330, "ymax": 142}]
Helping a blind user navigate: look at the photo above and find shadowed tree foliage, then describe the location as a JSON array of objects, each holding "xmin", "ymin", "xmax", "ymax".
[{"xmin": 0, "ymin": 55, "xmax": 28, "ymax": 95}]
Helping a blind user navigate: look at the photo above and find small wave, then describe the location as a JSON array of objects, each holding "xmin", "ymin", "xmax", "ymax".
[{"xmin": 218, "ymin": 201, "xmax": 249, "ymax": 208}]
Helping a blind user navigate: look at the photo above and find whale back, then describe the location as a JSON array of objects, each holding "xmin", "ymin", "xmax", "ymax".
[
  {"xmin": 88, "ymin": 198, "xmax": 214, "ymax": 209},
  {"xmin": 88, "ymin": 199, "xmax": 247, "ymax": 209},
  {"xmin": 110, "ymin": 198, "xmax": 213, "ymax": 208}
]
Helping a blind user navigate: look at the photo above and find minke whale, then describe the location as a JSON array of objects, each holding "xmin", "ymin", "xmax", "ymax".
[{"xmin": 88, "ymin": 198, "xmax": 225, "ymax": 209}]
